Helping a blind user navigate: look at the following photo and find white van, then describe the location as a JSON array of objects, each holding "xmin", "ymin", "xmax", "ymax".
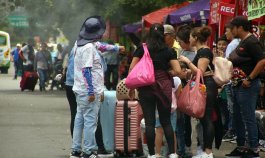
[{"xmin": 0, "ymin": 31, "xmax": 11, "ymax": 73}]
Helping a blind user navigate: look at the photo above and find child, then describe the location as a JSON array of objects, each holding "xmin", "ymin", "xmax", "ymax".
[{"xmin": 155, "ymin": 76, "xmax": 182, "ymax": 157}]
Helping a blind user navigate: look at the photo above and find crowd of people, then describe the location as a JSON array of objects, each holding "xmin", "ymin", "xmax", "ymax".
[
  {"xmin": 11, "ymin": 15, "xmax": 265, "ymax": 158},
  {"xmin": 11, "ymin": 40, "xmax": 68, "ymax": 91}
]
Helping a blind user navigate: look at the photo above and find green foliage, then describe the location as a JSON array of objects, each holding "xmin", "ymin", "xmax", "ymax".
[{"xmin": 7, "ymin": 0, "xmax": 186, "ymax": 45}]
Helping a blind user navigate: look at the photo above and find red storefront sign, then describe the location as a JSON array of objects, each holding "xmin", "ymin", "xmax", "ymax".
[{"xmin": 218, "ymin": 2, "xmax": 235, "ymax": 16}]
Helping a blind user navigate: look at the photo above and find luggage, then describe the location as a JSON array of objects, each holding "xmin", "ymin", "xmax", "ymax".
[
  {"xmin": 100, "ymin": 90, "xmax": 117, "ymax": 151},
  {"xmin": 20, "ymin": 71, "xmax": 38, "ymax": 91},
  {"xmin": 116, "ymin": 79, "xmax": 138, "ymax": 100},
  {"xmin": 114, "ymin": 100, "xmax": 143, "ymax": 157}
]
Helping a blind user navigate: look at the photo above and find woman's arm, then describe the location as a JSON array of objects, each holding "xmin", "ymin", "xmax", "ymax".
[
  {"xmin": 197, "ymin": 58, "xmax": 210, "ymax": 74},
  {"xmin": 169, "ymin": 60, "xmax": 182, "ymax": 76},
  {"xmin": 179, "ymin": 55, "xmax": 209, "ymax": 75},
  {"xmin": 128, "ymin": 57, "xmax": 140, "ymax": 73}
]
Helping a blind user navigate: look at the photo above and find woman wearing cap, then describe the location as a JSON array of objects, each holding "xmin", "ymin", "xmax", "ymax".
[
  {"xmin": 129, "ymin": 23, "xmax": 182, "ymax": 158},
  {"xmin": 225, "ymin": 16, "xmax": 265, "ymax": 158}
]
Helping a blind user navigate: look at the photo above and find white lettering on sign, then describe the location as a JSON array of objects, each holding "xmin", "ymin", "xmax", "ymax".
[
  {"xmin": 243, "ymin": 11, "xmax": 248, "ymax": 16},
  {"xmin": 180, "ymin": 14, "xmax": 192, "ymax": 21},
  {"xmin": 220, "ymin": 6, "xmax": 235, "ymax": 13}
]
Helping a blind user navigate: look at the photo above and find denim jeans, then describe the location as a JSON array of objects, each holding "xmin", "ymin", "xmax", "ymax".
[
  {"xmin": 225, "ymin": 84, "xmax": 234, "ymax": 130},
  {"xmin": 37, "ymin": 68, "xmax": 47, "ymax": 88},
  {"xmin": 232, "ymin": 79, "xmax": 260, "ymax": 149},
  {"xmin": 14, "ymin": 61, "xmax": 19, "ymax": 79},
  {"xmin": 71, "ymin": 94, "xmax": 100, "ymax": 154},
  {"xmin": 175, "ymin": 111, "xmax": 185, "ymax": 155}
]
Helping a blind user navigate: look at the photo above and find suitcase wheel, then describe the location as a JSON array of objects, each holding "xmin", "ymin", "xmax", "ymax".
[
  {"xmin": 114, "ymin": 151, "xmax": 122, "ymax": 158},
  {"xmin": 132, "ymin": 153, "xmax": 137, "ymax": 158}
]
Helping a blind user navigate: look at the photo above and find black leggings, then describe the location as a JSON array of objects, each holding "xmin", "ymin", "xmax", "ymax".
[
  {"xmin": 184, "ymin": 114, "xmax": 192, "ymax": 147},
  {"xmin": 139, "ymin": 93, "xmax": 175, "ymax": 155},
  {"xmin": 65, "ymin": 85, "xmax": 77, "ymax": 138},
  {"xmin": 200, "ymin": 77, "xmax": 218, "ymax": 149}
]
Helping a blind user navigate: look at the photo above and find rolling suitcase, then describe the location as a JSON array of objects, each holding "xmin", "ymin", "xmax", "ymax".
[
  {"xmin": 20, "ymin": 71, "xmax": 38, "ymax": 91},
  {"xmin": 100, "ymin": 90, "xmax": 117, "ymax": 151},
  {"xmin": 114, "ymin": 100, "xmax": 143, "ymax": 157}
]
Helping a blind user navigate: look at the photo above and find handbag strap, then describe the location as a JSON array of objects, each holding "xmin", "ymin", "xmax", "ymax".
[
  {"xmin": 195, "ymin": 69, "xmax": 204, "ymax": 85},
  {"xmin": 142, "ymin": 43, "xmax": 151, "ymax": 58}
]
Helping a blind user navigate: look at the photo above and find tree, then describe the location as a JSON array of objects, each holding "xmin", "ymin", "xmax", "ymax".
[{"xmin": 11, "ymin": 0, "xmax": 186, "ymax": 45}]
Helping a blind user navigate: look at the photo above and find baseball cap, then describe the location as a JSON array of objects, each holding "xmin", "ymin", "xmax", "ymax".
[
  {"xmin": 16, "ymin": 43, "xmax": 21, "ymax": 47},
  {"xmin": 163, "ymin": 24, "xmax": 175, "ymax": 34}
]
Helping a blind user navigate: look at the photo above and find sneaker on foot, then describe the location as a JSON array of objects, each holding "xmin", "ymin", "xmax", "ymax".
[
  {"xmin": 245, "ymin": 149, "xmax": 260, "ymax": 158},
  {"xmin": 70, "ymin": 151, "xmax": 82, "ymax": 158},
  {"xmin": 192, "ymin": 152, "xmax": 213, "ymax": 158},
  {"xmin": 169, "ymin": 153, "xmax": 179, "ymax": 158},
  {"xmin": 259, "ymin": 140, "xmax": 265, "ymax": 152},
  {"xmin": 222, "ymin": 131, "xmax": 236, "ymax": 142},
  {"xmin": 229, "ymin": 136, "xmax": 237, "ymax": 144},
  {"xmin": 82, "ymin": 152, "xmax": 99, "ymax": 158},
  {"xmin": 225, "ymin": 147, "xmax": 248, "ymax": 158},
  {"xmin": 155, "ymin": 154, "xmax": 162, "ymax": 158},
  {"xmin": 148, "ymin": 155, "xmax": 156, "ymax": 158},
  {"xmin": 97, "ymin": 149, "xmax": 113, "ymax": 157}
]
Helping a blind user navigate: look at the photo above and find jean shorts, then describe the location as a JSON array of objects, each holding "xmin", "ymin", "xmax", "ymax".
[{"xmin": 155, "ymin": 110, "xmax": 177, "ymax": 131}]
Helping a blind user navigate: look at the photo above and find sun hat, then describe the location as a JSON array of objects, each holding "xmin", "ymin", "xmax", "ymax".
[{"xmin": 77, "ymin": 15, "xmax": 106, "ymax": 46}]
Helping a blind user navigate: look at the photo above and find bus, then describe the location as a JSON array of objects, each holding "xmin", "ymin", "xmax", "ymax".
[{"xmin": 0, "ymin": 31, "xmax": 11, "ymax": 74}]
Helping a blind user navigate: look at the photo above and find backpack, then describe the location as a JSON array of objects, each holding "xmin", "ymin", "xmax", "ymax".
[{"xmin": 209, "ymin": 57, "xmax": 233, "ymax": 86}]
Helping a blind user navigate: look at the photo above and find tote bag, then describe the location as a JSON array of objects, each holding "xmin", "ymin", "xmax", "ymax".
[
  {"xmin": 125, "ymin": 43, "xmax": 155, "ymax": 89},
  {"xmin": 208, "ymin": 57, "xmax": 233, "ymax": 86},
  {"xmin": 177, "ymin": 69, "xmax": 207, "ymax": 118}
]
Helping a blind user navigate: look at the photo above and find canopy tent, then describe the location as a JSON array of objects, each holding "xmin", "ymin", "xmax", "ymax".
[
  {"xmin": 122, "ymin": 22, "xmax": 142, "ymax": 33},
  {"xmin": 167, "ymin": 0, "xmax": 210, "ymax": 25},
  {"xmin": 142, "ymin": 2, "xmax": 189, "ymax": 27}
]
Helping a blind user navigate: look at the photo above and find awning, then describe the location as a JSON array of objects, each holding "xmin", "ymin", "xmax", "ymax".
[
  {"xmin": 167, "ymin": 0, "xmax": 210, "ymax": 25},
  {"xmin": 122, "ymin": 22, "xmax": 142, "ymax": 33},
  {"xmin": 142, "ymin": 2, "xmax": 190, "ymax": 27}
]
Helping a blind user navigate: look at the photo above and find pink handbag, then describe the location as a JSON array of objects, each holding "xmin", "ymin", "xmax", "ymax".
[
  {"xmin": 125, "ymin": 43, "xmax": 155, "ymax": 89},
  {"xmin": 177, "ymin": 69, "xmax": 207, "ymax": 118}
]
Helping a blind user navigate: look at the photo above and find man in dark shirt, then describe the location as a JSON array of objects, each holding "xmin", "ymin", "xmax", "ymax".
[{"xmin": 226, "ymin": 16, "xmax": 265, "ymax": 158}]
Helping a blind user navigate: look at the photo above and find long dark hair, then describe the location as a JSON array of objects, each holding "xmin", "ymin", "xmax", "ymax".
[{"xmin": 146, "ymin": 23, "xmax": 167, "ymax": 52}]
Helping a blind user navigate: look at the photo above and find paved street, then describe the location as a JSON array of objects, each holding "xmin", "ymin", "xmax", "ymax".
[{"xmin": 0, "ymin": 65, "xmax": 265, "ymax": 158}]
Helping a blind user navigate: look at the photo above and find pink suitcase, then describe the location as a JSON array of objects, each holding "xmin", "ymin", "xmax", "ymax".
[{"xmin": 114, "ymin": 100, "xmax": 143, "ymax": 157}]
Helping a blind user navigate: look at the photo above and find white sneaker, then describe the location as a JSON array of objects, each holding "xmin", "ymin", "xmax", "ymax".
[
  {"xmin": 148, "ymin": 155, "xmax": 156, "ymax": 158},
  {"xmin": 192, "ymin": 152, "xmax": 213, "ymax": 158},
  {"xmin": 155, "ymin": 154, "xmax": 162, "ymax": 158},
  {"xmin": 169, "ymin": 153, "xmax": 179, "ymax": 158}
]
